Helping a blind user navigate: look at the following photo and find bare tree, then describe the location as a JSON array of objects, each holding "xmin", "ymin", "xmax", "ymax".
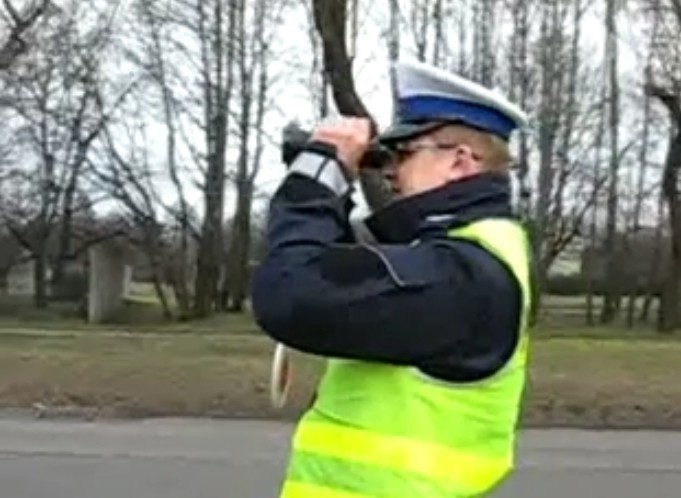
[
  {"xmin": 532, "ymin": 0, "xmax": 573, "ymax": 291},
  {"xmin": 189, "ymin": 0, "xmax": 236, "ymax": 317},
  {"xmin": 125, "ymin": 0, "xmax": 241, "ymax": 317},
  {"xmin": 108, "ymin": 0, "xmax": 296, "ymax": 318},
  {"xmin": 223, "ymin": 0, "xmax": 281, "ymax": 312},
  {"xmin": 130, "ymin": 0, "xmax": 200, "ymax": 317},
  {"xmin": 543, "ymin": 0, "xmax": 609, "ymax": 272},
  {"xmin": 0, "ymin": 0, "xmax": 127, "ymax": 307},
  {"xmin": 507, "ymin": 0, "xmax": 536, "ymax": 219}
]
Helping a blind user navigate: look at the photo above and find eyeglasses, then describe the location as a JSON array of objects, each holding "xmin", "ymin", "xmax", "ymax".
[{"xmin": 386, "ymin": 142, "xmax": 484, "ymax": 165}]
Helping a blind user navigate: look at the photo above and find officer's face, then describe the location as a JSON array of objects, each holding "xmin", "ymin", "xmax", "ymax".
[{"xmin": 384, "ymin": 133, "xmax": 482, "ymax": 198}]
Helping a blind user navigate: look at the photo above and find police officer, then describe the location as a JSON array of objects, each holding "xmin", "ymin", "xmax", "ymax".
[{"xmin": 251, "ymin": 60, "xmax": 534, "ymax": 498}]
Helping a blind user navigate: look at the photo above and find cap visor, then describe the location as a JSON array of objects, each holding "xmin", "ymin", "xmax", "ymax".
[{"xmin": 377, "ymin": 122, "xmax": 446, "ymax": 145}]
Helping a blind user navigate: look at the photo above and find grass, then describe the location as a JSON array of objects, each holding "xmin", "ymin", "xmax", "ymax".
[
  {"xmin": 0, "ymin": 294, "xmax": 262, "ymax": 335},
  {"xmin": 538, "ymin": 294, "xmax": 660, "ymax": 331}
]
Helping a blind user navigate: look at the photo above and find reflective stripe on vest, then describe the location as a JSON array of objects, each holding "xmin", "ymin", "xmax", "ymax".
[
  {"xmin": 282, "ymin": 481, "xmax": 383, "ymax": 498},
  {"xmin": 280, "ymin": 218, "xmax": 532, "ymax": 498}
]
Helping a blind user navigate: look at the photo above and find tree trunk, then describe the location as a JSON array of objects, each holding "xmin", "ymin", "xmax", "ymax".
[
  {"xmin": 193, "ymin": 0, "xmax": 234, "ymax": 318},
  {"xmin": 658, "ymin": 127, "xmax": 681, "ymax": 332},
  {"xmin": 167, "ymin": 227, "xmax": 192, "ymax": 320},
  {"xmin": 532, "ymin": 0, "xmax": 559, "ymax": 296},
  {"xmin": 170, "ymin": 267, "xmax": 191, "ymax": 319},
  {"xmin": 479, "ymin": 0, "xmax": 495, "ymax": 86},
  {"xmin": 52, "ymin": 146, "xmax": 87, "ymax": 290},
  {"xmin": 411, "ymin": 0, "xmax": 429, "ymax": 62},
  {"xmin": 509, "ymin": 0, "xmax": 532, "ymax": 218},
  {"xmin": 33, "ymin": 251, "xmax": 48, "ymax": 309},
  {"xmin": 220, "ymin": 0, "xmax": 268, "ymax": 313},
  {"xmin": 194, "ymin": 112, "xmax": 228, "ymax": 317},
  {"xmin": 457, "ymin": 0, "xmax": 468, "ymax": 76},
  {"xmin": 386, "ymin": 0, "xmax": 401, "ymax": 110},
  {"xmin": 600, "ymin": 0, "xmax": 621, "ymax": 324},
  {"xmin": 641, "ymin": 191, "xmax": 665, "ymax": 323},
  {"xmin": 546, "ymin": 0, "xmax": 581, "ymax": 276},
  {"xmin": 645, "ymin": 72, "xmax": 681, "ymax": 331},
  {"xmin": 149, "ymin": 258, "xmax": 173, "ymax": 320},
  {"xmin": 626, "ymin": 65, "xmax": 653, "ymax": 328},
  {"xmin": 0, "ymin": 269, "xmax": 7, "ymax": 294},
  {"xmin": 472, "ymin": 0, "xmax": 481, "ymax": 80},
  {"xmin": 227, "ymin": 183, "xmax": 253, "ymax": 312},
  {"xmin": 586, "ymin": 64, "xmax": 609, "ymax": 325},
  {"xmin": 432, "ymin": 0, "xmax": 444, "ymax": 65}
]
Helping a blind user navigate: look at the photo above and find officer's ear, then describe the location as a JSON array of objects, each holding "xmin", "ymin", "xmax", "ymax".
[{"xmin": 448, "ymin": 144, "xmax": 479, "ymax": 180}]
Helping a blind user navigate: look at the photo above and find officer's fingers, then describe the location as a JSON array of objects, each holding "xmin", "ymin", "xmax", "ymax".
[
  {"xmin": 313, "ymin": 130, "xmax": 351, "ymax": 153},
  {"xmin": 351, "ymin": 117, "xmax": 371, "ymax": 133},
  {"xmin": 346, "ymin": 118, "xmax": 371, "ymax": 144},
  {"xmin": 333, "ymin": 118, "xmax": 363, "ymax": 139},
  {"xmin": 311, "ymin": 119, "xmax": 369, "ymax": 167},
  {"xmin": 311, "ymin": 125, "xmax": 341, "ymax": 142},
  {"xmin": 316, "ymin": 117, "xmax": 366, "ymax": 134},
  {"xmin": 335, "ymin": 119, "xmax": 363, "ymax": 141},
  {"xmin": 314, "ymin": 118, "xmax": 352, "ymax": 137},
  {"xmin": 315, "ymin": 124, "xmax": 360, "ymax": 148}
]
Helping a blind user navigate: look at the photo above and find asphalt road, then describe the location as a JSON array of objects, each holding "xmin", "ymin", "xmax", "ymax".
[{"xmin": 1, "ymin": 417, "xmax": 680, "ymax": 498}]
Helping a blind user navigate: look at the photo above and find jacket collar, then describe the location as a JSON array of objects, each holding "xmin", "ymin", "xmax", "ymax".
[{"xmin": 364, "ymin": 172, "xmax": 516, "ymax": 244}]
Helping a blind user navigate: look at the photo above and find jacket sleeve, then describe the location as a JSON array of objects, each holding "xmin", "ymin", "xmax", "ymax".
[{"xmin": 250, "ymin": 152, "xmax": 521, "ymax": 374}]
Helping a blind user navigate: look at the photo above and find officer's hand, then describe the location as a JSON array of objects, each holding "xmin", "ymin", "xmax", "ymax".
[{"xmin": 311, "ymin": 117, "xmax": 371, "ymax": 179}]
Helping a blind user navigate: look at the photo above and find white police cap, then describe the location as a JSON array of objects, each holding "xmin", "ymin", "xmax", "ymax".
[{"xmin": 379, "ymin": 60, "xmax": 529, "ymax": 144}]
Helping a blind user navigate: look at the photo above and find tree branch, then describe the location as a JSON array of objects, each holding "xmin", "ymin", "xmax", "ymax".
[
  {"xmin": 0, "ymin": 0, "xmax": 50, "ymax": 70},
  {"xmin": 312, "ymin": 0, "xmax": 372, "ymax": 122},
  {"xmin": 312, "ymin": 0, "xmax": 394, "ymax": 211},
  {"xmin": 671, "ymin": 0, "xmax": 681, "ymax": 24},
  {"xmin": 2, "ymin": 0, "xmax": 21, "ymax": 24},
  {"xmin": 645, "ymin": 82, "xmax": 681, "ymax": 122}
]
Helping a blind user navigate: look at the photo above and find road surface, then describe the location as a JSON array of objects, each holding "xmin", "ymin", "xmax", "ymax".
[{"xmin": 1, "ymin": 417, "xmax": 680, "ymax": 498}]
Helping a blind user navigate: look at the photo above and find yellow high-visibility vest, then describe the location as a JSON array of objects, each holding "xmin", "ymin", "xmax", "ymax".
[{"xmin": 280, "ymin": 218, "xmax": 533, "ymax": 498}]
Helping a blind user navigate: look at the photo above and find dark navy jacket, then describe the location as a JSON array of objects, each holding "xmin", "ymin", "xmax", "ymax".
[{"xmin": 251, "ymin": 160, "xmax": 524, "ymax": 382}]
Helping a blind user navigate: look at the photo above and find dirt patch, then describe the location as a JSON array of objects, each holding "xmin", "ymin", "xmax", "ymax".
[
  {"xmin": 521, "ymin": 337, "xmax": 681, "ymax": 429},
  {"xmin": 0, "ymin": 333, "xmax": 318, "ymax": 422}
]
